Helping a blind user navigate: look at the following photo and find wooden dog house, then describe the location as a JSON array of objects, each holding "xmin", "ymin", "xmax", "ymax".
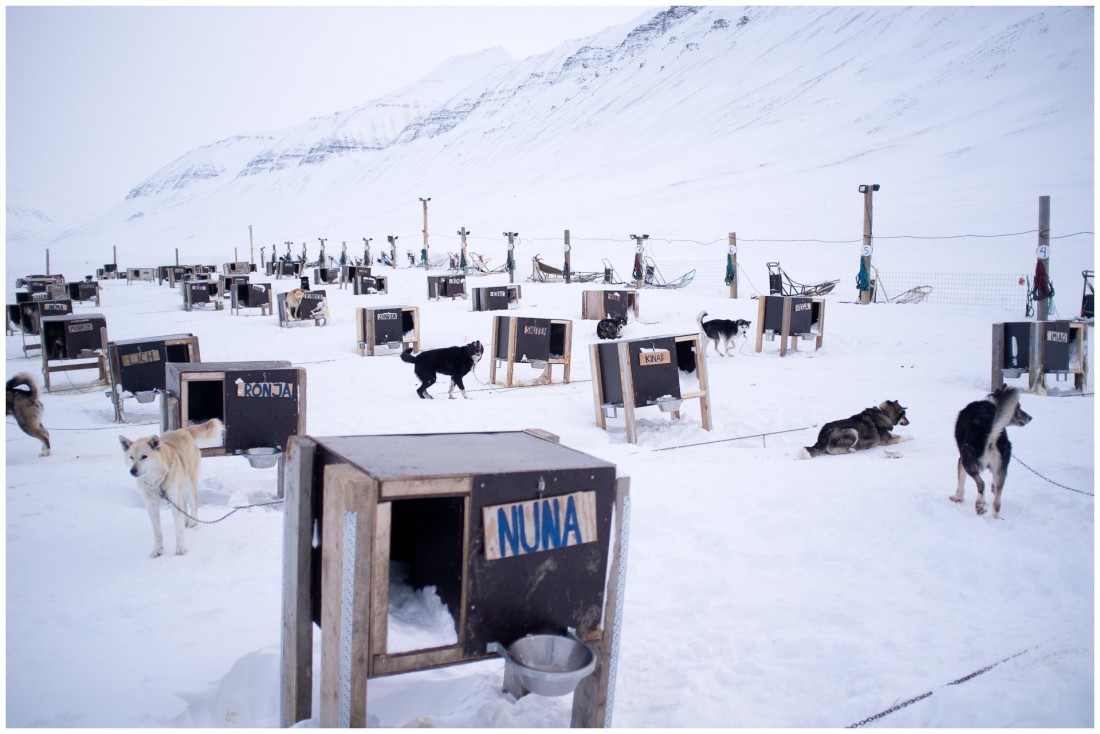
[
  {"xmin": 339, "ymin": 264, "xmax": 372, "ymax": 289},
  {"xmin": 20, "ymin": 298, "xmax": 73, "ymax": 356},
  {"xmin": 106, "ymin": 333, "xmax": 201, "ymax": 422},
  {"xmin": 313, "ymin": 267, "xmax": 341, "ymax": 285},
  {"xmin": 161, "ymin": 360, "xmax": 306, "ymax": 458},
  {"xmin": 472, "ymin": 284, "xmax": 522, "ymax": 311},
  {"xmin": 589, "ymin": 333, "xmax": 712, "ymax": 444},
  {"xmin": 223, "ymin": 261, "xmax": 253, "ymax": 275},
  {"xmin": 992, "ymin": 320, "xmax": 1089, "ymax": 393},
  {"xmin": 218, "ymin": 274, "xmax": 250, "ymax": 299},
  {"xmin": 581, "ymin": 290, "xmax": 640, "ymax": 321},
  {"xmin": 181, "ymin": 280, "xmax": 224, "ymax": 311},
  {"xmin": 277, "ymin": 289, "xmax": 330, "ymax": 327},
  {"xmin": 754, "ymin": 295, "xmax": 826, "ymax": 356},
  {"xmin": 279, "ymin": 430, "xmax": 630, "ymax": 728},
  {"xmin": 126, "ymin": 267, "xmax": 156, "ymax": 284},
  {"xmin": 39, "ymin": 313, "xmax": 109, "ymax": 392},
  {"xmin": 490, "ymin": 315, "xmax": 572, "ymax": 387},
  {"xmin": 230, "ymin": 282, "xmax": 273, "ymax": 315},
  {"xmin": 428, "ymin": 274, "xmax": 467, "ymax": 300},
  {"xmin": 353, "ymin": 273, "xmax": 389, "ymax": 295},
  {"xmin": 67, "ymin": 281, "xmax": 101, "ymax": 306},
  {"xmin": 355, "ymin": 306, "xmax": 420, "ymax": 356}
]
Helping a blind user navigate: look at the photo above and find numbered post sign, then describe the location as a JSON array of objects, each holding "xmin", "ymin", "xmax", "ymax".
[{"xmin": 861, "ymin": 244, "xmax": 873, "ymax": 257}]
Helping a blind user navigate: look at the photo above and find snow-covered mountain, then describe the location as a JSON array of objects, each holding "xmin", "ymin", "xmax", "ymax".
[{"xmin": 18, "ymin": 6, "xmax": 1095, "ymax": 277}]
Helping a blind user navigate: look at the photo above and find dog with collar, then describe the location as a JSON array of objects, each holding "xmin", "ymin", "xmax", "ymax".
[
  {"xmin": 698, "ymin": 311, "xmax": 751, "ymax": 356},
  {"xmin": 6, "ymin": 372, "xmax": 50, "ymax": 456},
  {"xmin": 120, "ymin": 419, "xmax": 223, "ymax": 557},
  {"xmin": 401, "ymin": 341, "xmax": 484, "ymax": 399}
]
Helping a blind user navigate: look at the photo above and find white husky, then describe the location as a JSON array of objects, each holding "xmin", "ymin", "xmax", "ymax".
[{"xmin": 119, "ymin": 419, "xmax": 223, "ymax": 558}]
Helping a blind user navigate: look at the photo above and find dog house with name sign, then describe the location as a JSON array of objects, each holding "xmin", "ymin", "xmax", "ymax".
[
  {"xmin": 754, "ymin": 295, "xmax": 826, "ymax": 356},
  {"xmin": 472, "ymin": 284, "xmax": 522, "ymax": 311},
  {"xmin": 40, "ymin": 313, "xmax": 109, "ymax": 392},
  {"xmin": 223, "ymin": 261, "xmax": 253, "ymax": 275},
  {"xmin": 313, "ymin": 267, "xmax": 341, "ymax": 285},
  {"xmin": 20, "ymin": 298, "xmax": 74, "ymax": 357},
  {"xmin": 106, "ymin": 333, "xmax": 201, "ymax": 422},
  {"xmin": 490, "ymin": 315, "xmax": 573, "ymax": 388},
  {"xmin": 67, "ymin": 281, "xmax": 101, "ymax": 306},
  {"xmin": 279, "ymin": 430, "xmax": 630, "ymax": 728},
  {"xmin": 277, "ymin": 289, "xmax": 330, "ymax": 327},
  {"xmin": 581, "ymin": 289, "xmax": 640, "ymax": 321},
  {"xmin": 230, "ymin": 282, "xmax": 273, "ymax": 316},
  {"xmin": 590, "ymin": 333, "xmax": 712, "ymax": 444},
  {"xmin": 991, "ymin": 320, "xmax": 1089, "ymax": 393},
  {"xmin": 218, "ymin": 274, "xmax": 250, "ymax": 298},
  {"xmin": 181, "ymin": 280, "xmax": 224, "ymax": 311},
  {"xmin": 356, "ymin": 306, "xmax": 420, "ymax": 356},
  {"xmin": 428, "ymin": 274, "xmax": 468, "ymax": 300},
  {"xmin": 353, "ymin": 272, "xmax": 389, "ymax": 295},
  {"xmin": 127, "ymin": 267, "xmax": 156, "ymax": 284},
  {"xmin": 339, "ymin": 264, "xmax": 371, "ymax": 289},
  {"xmin": 161, "ymin": 361, "xmax": 306, "ymax": 459}
]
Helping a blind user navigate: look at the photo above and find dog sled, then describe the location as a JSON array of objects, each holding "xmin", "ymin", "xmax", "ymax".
[
  {"xmin": 641, "ymin": 257, "xmax": 696, "ymax": 289},
  {"xmin": 466, "ymin": 251, "xmax": 504, "ymax": 277},
  {"xmin": 767, "ymin": 261, "xmax": 840, "ymax": 297},
  {"xmin": 528, "ymin": 255, "xmax": 603, "ymax": 283}
]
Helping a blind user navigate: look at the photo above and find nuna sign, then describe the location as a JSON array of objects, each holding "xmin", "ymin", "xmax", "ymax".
[{"xmin": 482, "ymin": 491, "xmax": 597, "ymax": 561}]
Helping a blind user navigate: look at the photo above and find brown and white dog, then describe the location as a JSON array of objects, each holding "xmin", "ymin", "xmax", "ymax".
[
  {"xmin": 120, "ymin": 419, "xmax": 223, "ymax": 557},
  {"xmin": 6, "ymin": 372, "xmax": 50, "ymax": 456}
]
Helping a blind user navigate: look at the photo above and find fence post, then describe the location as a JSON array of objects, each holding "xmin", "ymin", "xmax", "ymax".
[
  {"xmin": 504, "ymin": 231, "xmax": 517, "ymax": 284},
  {"xmin": 859, "ymin": 184, "xmax": 880, "ymax": 304},
  {"xmin": 458, "ymin": 227, "xmax": 469, "ymax": 276},
  {"xmin": 727, "ymin": 232, "xmax": 737, "ymax": 299},
  {"xmin": 420, "ymin": 197, "xmax": 431, "ymax": 270},
  {"xmin": 1037, "ymin": 195, "xmax": 1051, "ymax": 322},
  {"xmin": 564, "ymin": 229, "xmax": 571, "ymax": 284}
]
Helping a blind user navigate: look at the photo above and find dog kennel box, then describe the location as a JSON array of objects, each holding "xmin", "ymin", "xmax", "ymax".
[
  {"xmin": 428, "ymin": 274, "xmax": 468, "ymax": 300},
  {"xmin": 39, "ymin": 313, "xmax": 109, "ymax": 392},
  {"xmin": 589, "ymin": 333, "xmax": 712, "ymax": 444},
  {"xmin": 581, "ymin": 290, "xmax": 640, "ymax": 321},
  {"xmin": 22, "ymin": 275, "xmax": 66, "ymax": 294},
  {"xmin": 490, "ymin": 315, "xmax": 573, "ymax": 388},
  {"xmin": 355, "ymin": 306, "xmax": 420, "ymax": 356},
  {"xmin": 19, "ymin": 294, "xmax": 72, "ymax": 334},
  {"xmin": 277, "ymin": 289, "xmax": 329, "ymax": 327},
  {"xmin": 340, "ymin": 264, "xmax": 371, "ymax": 289},
  {"xmin": 181, "ymin": 280, "xmax": 224, "ymax": 311},
  {"xmin": 162, "ymin": 360, "xmax": 306, "ymax": 458},
  {"xmin": 67, "ymin": 281, "xmax": 101, "ymax": 305},
  {"xmin": 126, "ymin": 267, "xmax": 156, "ymax": 284},
  {"xmin": 353, "ymin": 273, "xmax": 389, "ymax": 295},
  {"xmin": 218, "ymin": 274, "xmax": 250, "ymax": 298},
  {"xmin": 472, "ymin": 285, "xmax": 522, "ymax": 311},
  {"xmin": 313, "ymin": 267, "xmax": 341, "ymax": 285},
  {"xmin": 223, "ymin": 261, "xmax": 252, "ymax": 275},
  {"xmin": 276, "ymin": 260, "xmax": 303, "ymax": 277},
  {"xmin": 991, "ymin": 320, "xmax": 1089, "ymax": 393},
  {"xmin": 106, "ymin": 333, "xmax": 201, "ymax": 422},
  {"xmin": 754, "ymin": 295, "xmax": 826, "ymax": 356},
  {"xmin": 230, "ymin": 282, "xmax": 273, "ymax": 315},
  {"xmin": 280, "ymin": 429, "xmax": 629, "ymax": 728},
  {"xmin": 98, "ymin": 263, "xmax": 119, "ymax": 279}
]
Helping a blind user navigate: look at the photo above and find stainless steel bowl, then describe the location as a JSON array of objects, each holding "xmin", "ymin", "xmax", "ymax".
[{"xmin": 242, "ymin": 447, "xmax": 282, "ymax": 469}]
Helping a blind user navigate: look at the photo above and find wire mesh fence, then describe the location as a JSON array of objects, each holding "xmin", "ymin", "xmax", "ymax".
[{"xmin": 874, "ymin": 271, "xmax": 1028, "ymax": 312}]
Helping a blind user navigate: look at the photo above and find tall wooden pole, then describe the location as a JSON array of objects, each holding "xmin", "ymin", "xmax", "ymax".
[
  {"xmin": 504, "ymin": 231, "xmax": 517, "ymax": 284},
  {"xmin": 859, "ymin": 184, "xmax": 879, "ymax": 305},
  {"xmin": 728, "ymin": 232, "xmax": 738, "ymax": 299},
  {"xmin": 249, "ymin": 225, "xmax": 254, "ymax": 266},
  {"xmin": 1037, "ymin": 195, "xmax": 1051, "ymax": 322},
  {"xmin": 113, "ymin": 246, "xmax": 118, "ymax": 270},
  {"xmin": 318, "ymin": 237, "xmax": 327, "ymax": 269},
  {"xmin": 175, "ymin": 248, "xmax": 180, "ymax": 267},
  {"xmin": 387, "ymin": 236, "xmax": 397, "ymax": 269},
  {"xmin": 420, "ymin": 197, "xmax": 431, "ymax": 270},
  {"xmin": 363, "ymin": 237, "xmax": 372, "ymax": 266},
  {"xmin": 564, "ymin": 230, "xmax": 571, "ymax": 284},
  {"xmin": 458, "ymin": 227, "xmax": 469, "ymax": 276},
  {"xmin": 632, "ymin": 235, "xmax": 646, "ymax": 289},
  {"xmin": 46, "ymin": 249, "xmax": 50, "ymax": 275}
]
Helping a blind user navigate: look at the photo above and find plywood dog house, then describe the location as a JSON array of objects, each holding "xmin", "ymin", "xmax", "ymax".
[
  {"xmin": 67, "ymin": 281, "xmax": 101, "ymax": 306},
  {"xmin": 40, "ymin": 313, "xmax": 109, "ymax": 392},
  {"xmin": 352, "ymin": 272, "xmax": 389, "ymax": 295},
  {"xmin": 581, "ymin": 289, "xmax": 640, "ymax": 321},
  {"xmin": 472, "ymin": 284, "xmax": 522, "ymax": 311},
  {"xmin": 754, "ymin": 295, "xmax": 826, "ymax": 356},
  {"xmin": 126, "ymin": 267, "xmax": 156, "ymax": 284},
  {"xmin": 277, "ymin": 289, "xmax": 330, "ymax": 327},
  {"xmin": 280, "ymin": 430, "xmax": 630, "ymax": 728},
  {"xmin": 106, "ymin": 333, "xmax": 201, "ymax": 422},
  {"xmin": 490, "ymin": 315, "xmax": 572, "ymax": 387},
  {"xmin": 992, "ymin": 320, "xmax": 1090, "ymax": 393},
  {"xmin": 229, "ymin": 282, "xmax": 273, "ymax": 315},
  {"xmin": 589, "ymin": 333, "xmax": 712, "ymax": 444},
  {"xmin": 181, "ymin": 280, "xmax": 224, "ymax": 311},
  {"xmin": 161, "ymin": 361, "xmax": 306, "ymax": 458},
  {"xmin": 355, "ymin": 306, "xmax": 420, "ymax": 356},
  {"xmin": 428, "ymin": 274, "xmax": 467, "ymax": 300}
]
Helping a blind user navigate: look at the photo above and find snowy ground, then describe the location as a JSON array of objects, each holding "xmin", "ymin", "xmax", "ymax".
[{"xmin": 5, "ymin": 247, "xmax": 1094, "ymax": 727}]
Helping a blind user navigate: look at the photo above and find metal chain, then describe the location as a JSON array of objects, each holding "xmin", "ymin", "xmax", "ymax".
[
  {"xmin": 160, "ymin": 491, "xmax": 284, "ymax": 524},
  {"xmin": 848, "ymin": 691, "xmax": 934, "ymax": 728},
  {"xmin": 650, "ymin": 425, "xmax": 814, "ymax": 452},
  {"xmin": 1013, "ymin": 455, "xmax": 1093, "ymax": 496}
]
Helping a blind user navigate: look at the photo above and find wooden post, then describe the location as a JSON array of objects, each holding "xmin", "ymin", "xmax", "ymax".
[
  {"xmin": 175, "ymin": 248, "xmax": 180, "ymax": 267},
  {"xmin": 1037, "ymin": 195, "xmax": 1051, "ymax": 322},
  {"xmin": 388, "ymin": 235, "xmax": 398, "ymax": 270},
  {"xmin": 318, "ymin": 237, "xmax": 327, "ymax": 269},
  {"xmin": 632, "ymin": 236, "xmax": 646, "ymax": 289},
  {"xmin": 421, "ymin": 197, "xmax": 431, "ymax": 271},
  {"xmin": 859, "ymin": 184, "xmax": 879, "ymax": 305},
  {"xmin": 754, "ymin": 297, "xmax": 767, "ymax": 352},
  {"xmin": 617, "ymin": 342, "xmax": 638, "ymax": 444},
  {"xmin": 728, "ymin": 233, "xmax": 737, "ymax": 299},
  {"xmin": 564, "ymin": 230, "xmax": 572, "ymax": 284},
  {"xmin": 46, "ymin": 249, "xmax": 50, "ymax": 275},
  {"xmin": 991, "ymin": 323, "xmax": 1005, "ymax": 392},
  {"xmin": 505, "ymin": 232, "xmax": 517, "ymax": 284},
  {"xmin": 589, "ymin": 344, "xmax": 607, "ymax": 430},
  {"xmin": 1028, "ymin": 321, "xmax": 1048, "ymax": 396},
  {"xmin": 458, "ymin": 227, "xmax": 469, "ymax": 276},
  {"xmin": 280, "ymin": 437, "xmax": 317, "ymax": 728},
  {"xmin": 249, "ymin": 225, "xmax": 254, "ymax": 266},
  {"xmin": 779, "ymin": 298, "xmax": 792, "ymax": 357},
  {"xmin": 113, "ymin": 246, "xmax": 118, "ymax": 271}
]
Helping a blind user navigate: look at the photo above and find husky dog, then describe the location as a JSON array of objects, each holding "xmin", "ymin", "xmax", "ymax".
[
  {"xmin": 596, "ymin": 316, "xmax": 628, "ymax": 340},
  {"xmin": 698, "ymin": 311, "xmax": 752, "ymax": 356},
  {"xmin": 951, "ymin": 385, "xmax": 1032, "ymax": 519},
  {"xmin": 6, "ymin": 373, "xmax": 50, "ymax": 456},
  {"xmin": 401, "ymin": 341, "xmax": 484, "ymax": 399},
  {"xmin": 801, "ymin": 400, "xmax": 909, "ymax": 458},
  {"xmin": 284, "ymin": 288, "xmax": 329, "ymax": 324},
  {"xmin": 120, "ymin": 419, "xmax": 223, "ymax": 557}
]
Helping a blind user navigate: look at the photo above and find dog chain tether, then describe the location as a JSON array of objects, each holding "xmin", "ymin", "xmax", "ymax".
[
  {"xmin": 1012, "ymin": 455, "xmax": 1093, "ymax": 497},
  {"xmin": 846, "ymin": 642, "xmax": 1045, "ymax": 728},
  {"xmin": 159, "ymin": 490, "xmax": 284, "ymax": 524}
]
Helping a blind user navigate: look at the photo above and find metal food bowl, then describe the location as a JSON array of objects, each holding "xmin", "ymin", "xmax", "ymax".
[
  {"xmin": 134, "ymin": 390, "xmax": 157, "ymax": 404},
  {"xmin": 386, "ymin": 340, "xmax": 403, "ymax": 350},
  {"xmin": 490, "ymin": 634, "xmax": 596, "ymax": 697},
  {"xmin": 242, "ymin": 447, "xmax": 282, "ymax": 469},
  {"xmin": 527, "ymin": 359, "xmax": 548, "ymax": 370},
  {"xmin": 655, "ymin": 397, "xmax": 683, "ymax": 413}
]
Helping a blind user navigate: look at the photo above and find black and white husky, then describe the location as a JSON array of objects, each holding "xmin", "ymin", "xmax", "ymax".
[
  {"xmin": 596, "ymin": 316, "xmax": 627, "ymax": 340},
  {"xmin": 401, "ymin": 341, "xmax": 484, "ymax": 399},
  {"xmin": 951, "ymin": 385, "xmax": 1032, "ymax": 519},
  {"xmin": 697, "ymin": 311, "xmax": 751, "ymax": 356}
]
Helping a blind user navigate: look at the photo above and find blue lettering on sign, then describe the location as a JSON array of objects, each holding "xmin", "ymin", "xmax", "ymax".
[
  {"xmin": 242, "ymin": 382, "xmax": 293, "ymax": 398},
  {"xmin": 495, "ymin": 495, "xmax": 582, "ymax": 559}
]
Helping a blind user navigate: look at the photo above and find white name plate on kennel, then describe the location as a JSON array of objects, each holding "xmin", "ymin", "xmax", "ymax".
[
  {"xmin": 639, "ymin": 349, "xmax": 671, "ymax": 366},
  {"xmin": 236, "ymin": 381, "xmax": 295, "ymax": 398},
  {"xmin": 483, "ymin": 491, "xmax": 598, "ymax": 561}
]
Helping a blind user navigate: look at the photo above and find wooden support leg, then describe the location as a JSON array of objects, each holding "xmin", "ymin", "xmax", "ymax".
[{"xmin": 280, "ymin": 437, "xmax": 318, "ymax": 728}]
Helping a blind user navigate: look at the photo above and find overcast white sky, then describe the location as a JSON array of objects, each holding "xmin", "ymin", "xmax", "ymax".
[{"xmin": 6, "ymin": 5, "xmax": 651, "ymax": 217}]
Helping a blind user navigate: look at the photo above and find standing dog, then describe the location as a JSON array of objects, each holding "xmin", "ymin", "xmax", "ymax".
[
  {"xmin": 596, "ymin": 316, "xmax": 628, "ymax": 340},
  {"xmin": 698, "ymin": 311, "xmax": 752, "ymax": 356},
  {"xmin": 401, "ymin": 341, "xmax": 484, "ymax": 399},
  {"xmin": 283, "ymin": 288, "xmax": 329, "ymax": 324},
  {"xmin": 6, "ymin": 373, "xmax": 50, "ymax": 456},
  {"xmin": 951, "ymin": 385, "xmax": 1032, "ymax": 519},
  {"xmin": 120, "ymin": 419, "xmax": 223, "ymax": 557},
  {"xmin": 801, "ymin": 400, "xmax": 909, "ymax": 458}
]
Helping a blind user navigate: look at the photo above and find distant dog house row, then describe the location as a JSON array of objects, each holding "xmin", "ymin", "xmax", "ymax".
[{"xmin": 992, "ymin": 320, "xmax": 1089, "ymax": 393}]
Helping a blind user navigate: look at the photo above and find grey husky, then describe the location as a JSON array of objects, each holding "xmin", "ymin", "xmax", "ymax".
[{"xmin": 800, "ymin": 400, "xmax": 909, "ymax": 458}]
